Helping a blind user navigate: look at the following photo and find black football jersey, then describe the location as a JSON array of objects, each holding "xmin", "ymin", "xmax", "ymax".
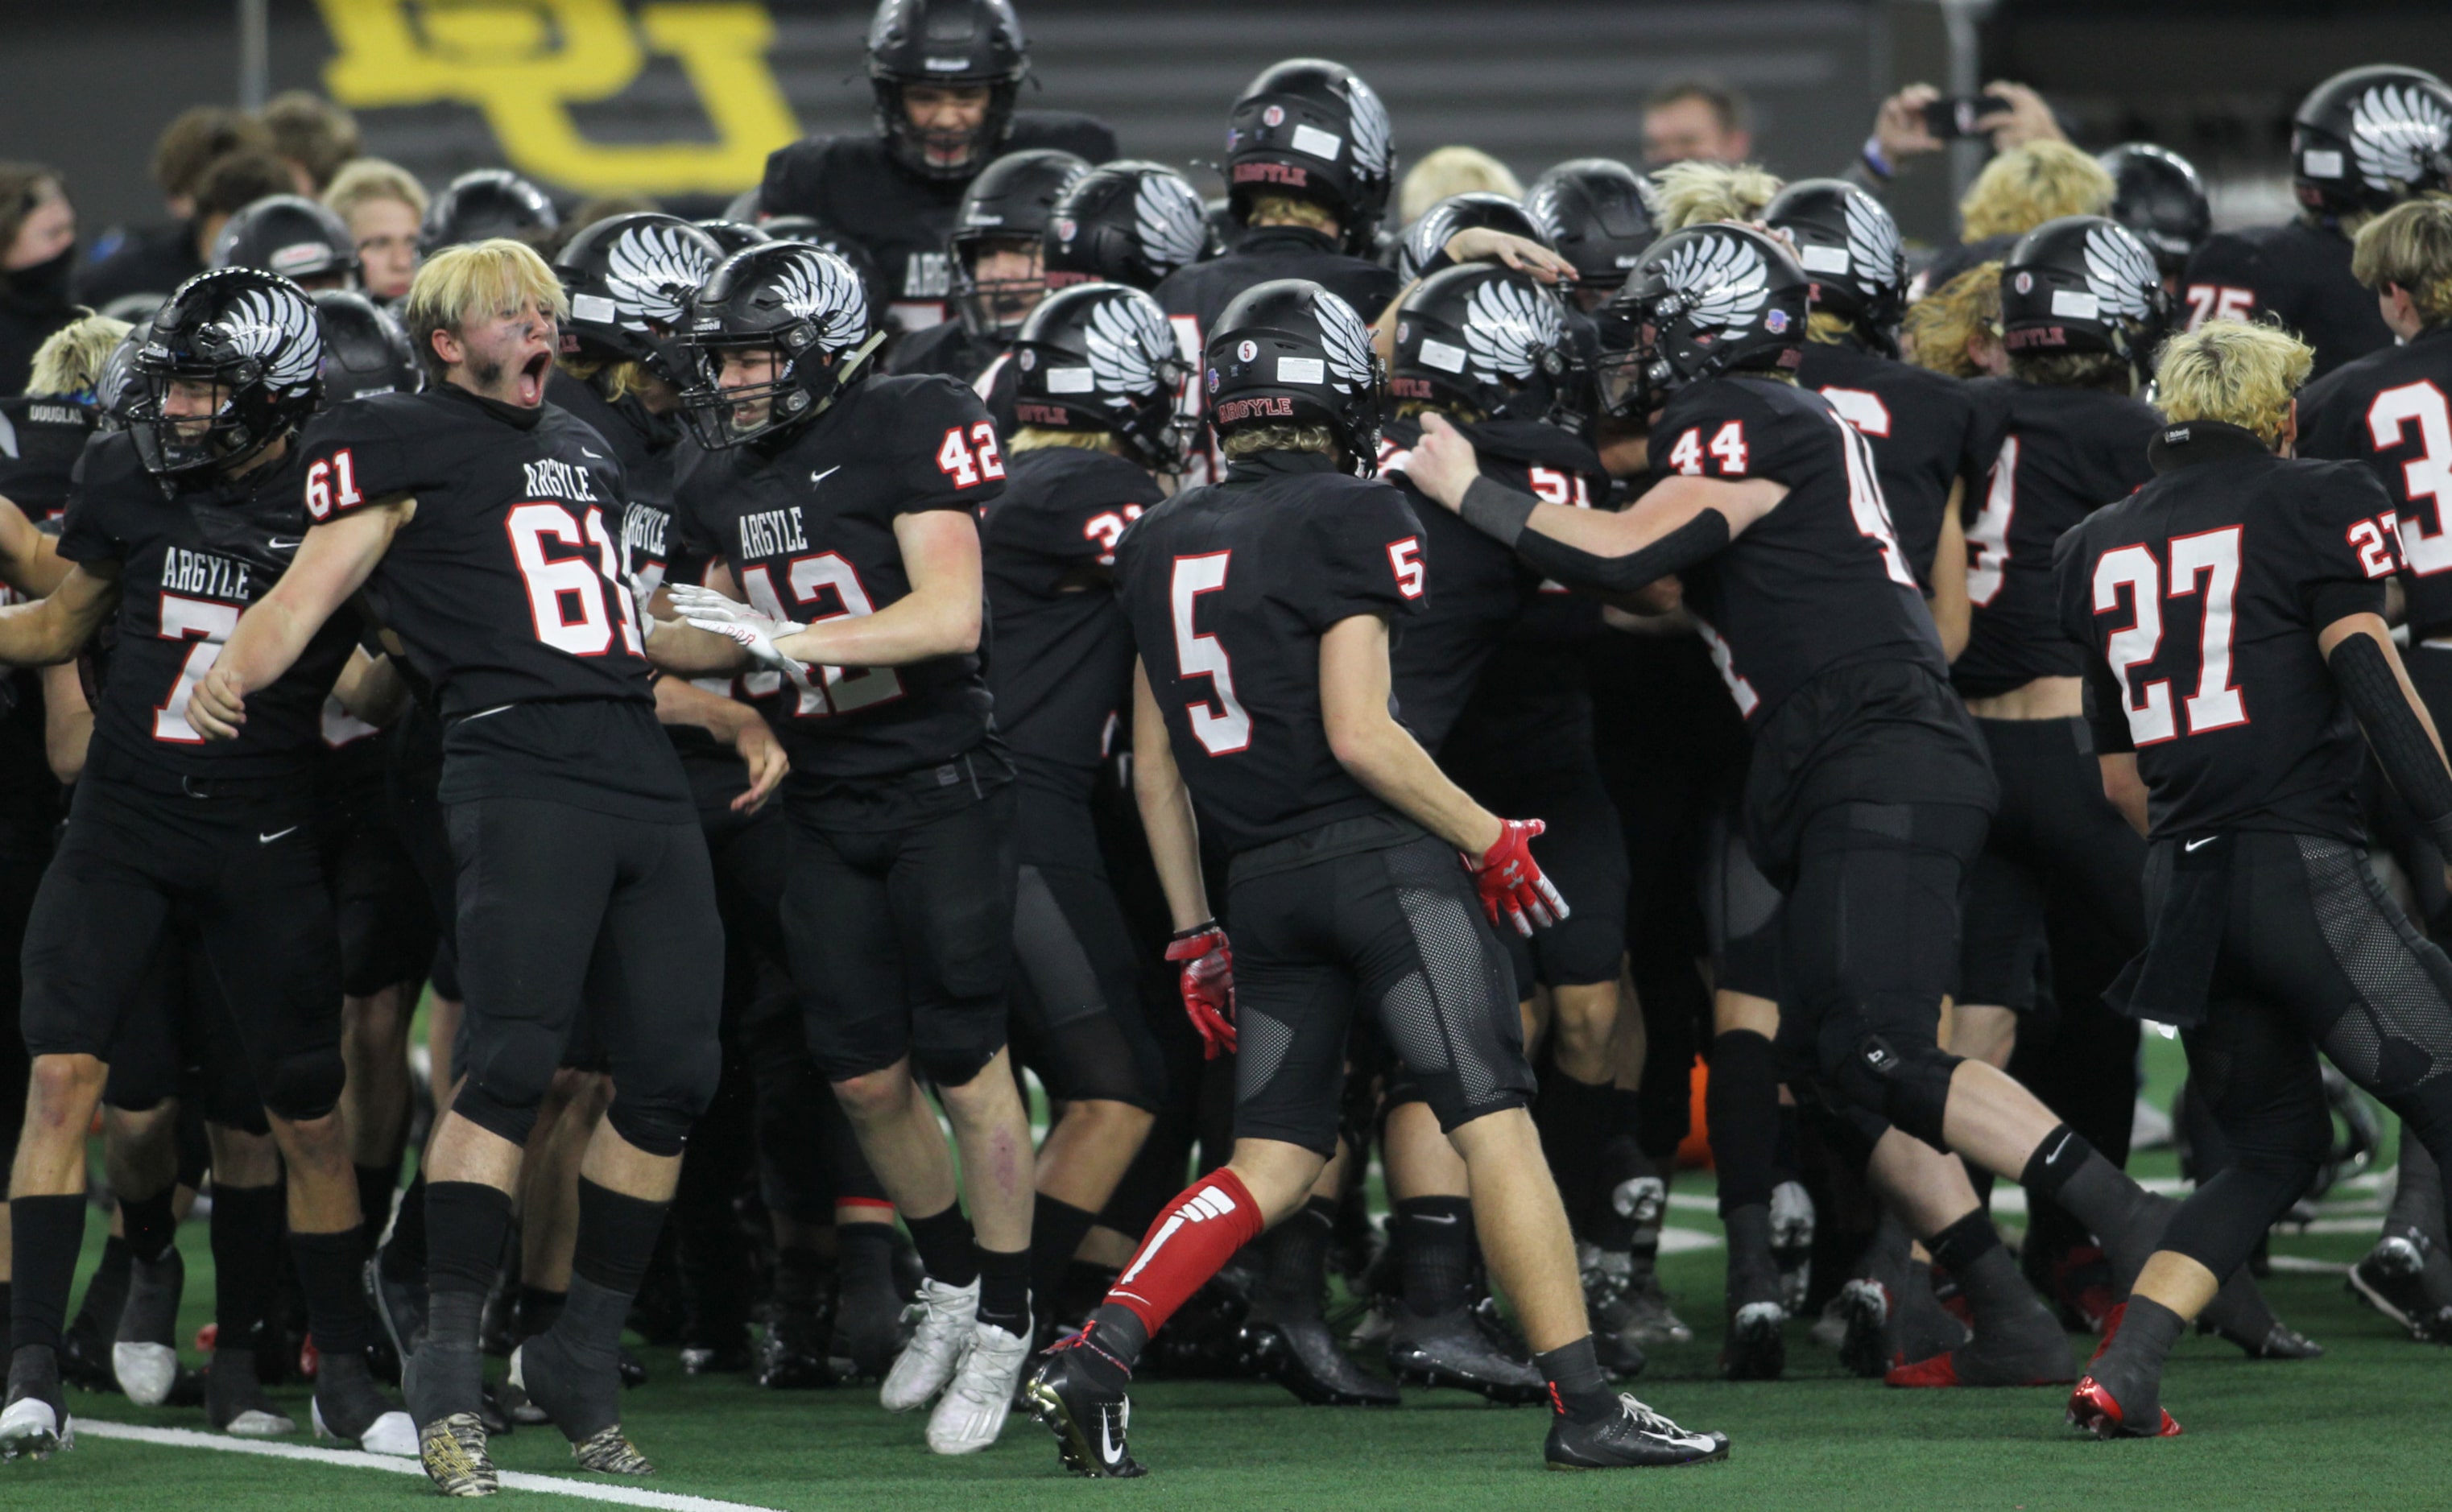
[
  {"xmin": 758, "ymin": 114, "xmax": 1120, "ymax": 333},
  {"xmin": 1954, "ymin": 378, "xmax": 2161, "ymax": 698},
  {"xmin": 55, "ymin": 433, "xmax": 356, "ymax": 780},
  {"xmin": 0, "ymin": 395, "xmax": 101, "ymax": 523},
  {"xmin": 2055, "ymin": 420, "xmax": 2401, "ymax": 842},
  {"xmin": 1113, "ymin": 448, "xmax": 1428, "ymax": 854},
  {"xmin": 674, "ymin": 372, "xmax": 1003, "ymax": 783},
  {"xmin": 2297, "ymin": 324, "xmax": 2452, "ymax": 634},
  {"xmin": 2182, "ymin": 219, "xmax": 2394, "ymax": 380},
  {"xmin": 1375, "ymin": 417, "xmax": 1538, "ymax": 754},
  {"xmin": 1797, "ymin": 337, "xmax": 1989, "ymax": 592},
  {"xmin": 1649, "ymin": 375, "xmax": 1943, "ymax": 725},
  {"xmin": 982, "ymin": 445, "xmax": 1165, "ymax": 781}
]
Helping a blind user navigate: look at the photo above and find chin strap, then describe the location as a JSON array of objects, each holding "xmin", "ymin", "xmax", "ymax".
[{"xmin": 809, "ymin": 329, "xmax": 890, "ymax": 420}]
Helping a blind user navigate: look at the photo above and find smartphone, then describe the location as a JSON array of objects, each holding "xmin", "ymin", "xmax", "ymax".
[{"xmin": 1923, "ymin": 93, "xmax": 2014, "ymax": 139}]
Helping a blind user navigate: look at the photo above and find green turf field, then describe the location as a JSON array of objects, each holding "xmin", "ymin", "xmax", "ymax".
[{"xmin": 6, "ymin": 1036, "xmax": 2439, "ymax": 1512}]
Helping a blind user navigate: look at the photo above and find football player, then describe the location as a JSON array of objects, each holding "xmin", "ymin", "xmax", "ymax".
[
  {"xmin": 1026, "ymin": 279, "xmax": 1726, "ymax": 1476},
  {"xmin": 0, "ymin": 269, "xmax": 411, "ymax": 1460},
  {"xmin": 653, "ymin": 242, "xmax": 1038, "ymax": 1456},
  {"xmin": 2297, "ymin": 196, "xmax": 2452, "ymax": 1338},
  {"xmin": 1041, "ymin": 161, "xmax": 1213, "ymax": 295},
  {"xmin": 890, "ymin": 149, "xmax": 1088, "ymax": 387},
  {"xmin": 2184, "ymin": 65, "xmax": 2452, "ymax": 377},
  {"xmin": 418, "ymin": 169, "xmax": 559, "ymax": 258},
  {"xmin": 759, "ymin": 0, "xmax": 1116, "ymax": 333},
  {"xmin": 1524, "ymin": 159, "xmax": 1656, "ymax": 314},
  {"xmin": 187, "ymin": 241, "xmax": 747, "ymax": 1493},
  {"xmin": 2099, "ymin": 143, "xmax": 2212, "ymax": 291},
  {"xmin": 1917, "ymin": 143, "xmax": 2113, "ymax": 304},
  {"xmin": 1416, "ymin": 223, "xmax": 2273, "ymax": 1390},
  {"xmin": 213, "ymin": 195, "xmax": 362, "ymax": 293},
  {"xmin": 2057, "ymin": 320, "xmax": 2452, "ymax": 1435}
]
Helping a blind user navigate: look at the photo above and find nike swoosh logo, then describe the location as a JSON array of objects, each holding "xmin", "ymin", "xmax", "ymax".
[
  {"xmin": 1416, "ymin": 1213, "xmax": 1461, "ymax": 1225},
  {"xmin": 809, "ymin": 465, "xmax": 841, "ymax": 489},
  {"xmin": 1099, "ymin": 1411, "xmax": 1124, "ymax": 1465},
  {"xmin": 581, "ymin": 448, "xmax": 606, "ymax": 460},
  {"xmin": 258, "ymin": 826, "xmax": 299, "ymax": 845},
  {"xmin": 269, "ymin": 537, "xmax": 304, "ymax": 550},
  {"xmin": 2185, "ymin": 837, "xmax": 2216, "ymax": 853}
]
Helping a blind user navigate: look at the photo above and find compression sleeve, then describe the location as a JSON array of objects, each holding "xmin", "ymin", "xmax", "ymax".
[
  {"xmin": 1457, "ymin": 476, "xmax": 1730, "ymax": 598},
  {"xmin": 2330, "ymin": 630, "xmax": 2452, "ymax": 846}
]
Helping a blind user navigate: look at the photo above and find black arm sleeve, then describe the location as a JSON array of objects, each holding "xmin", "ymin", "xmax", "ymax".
[
  {"xmin": 1457, "ymin": 476, "xmax": 1730, "ymax": 598},
  {"xmin": 2082, "ymin": 654, "xmax": 2136, "ymax": 756},
  {"xmin": 2330, "ymin": 630, "xmax": 2452, "ymax": 844}
]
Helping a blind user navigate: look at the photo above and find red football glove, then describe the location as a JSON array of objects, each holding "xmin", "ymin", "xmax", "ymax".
[
  {"xmin": 1164, "ymin": 923, "xmax": 1236, "ymax": 1060},
  {"xmin": 1467, "ymin": 819, "xmax": 1570, "ymax": 936}
]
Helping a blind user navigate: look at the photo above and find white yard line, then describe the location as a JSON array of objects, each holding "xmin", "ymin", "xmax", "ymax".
[{"xmin": 72, "ymin": 1420, "xmax": 787, "ymax": 1512}]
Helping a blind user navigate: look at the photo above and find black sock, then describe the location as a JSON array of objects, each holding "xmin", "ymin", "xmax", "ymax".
[
  {"xmin": 410, "ymin": 1184, "xmax": 512, "ymax": 1423},
  {"xmin": 570, "ymin": 1179, "xmax": 669, "ymax": 1299},
  {"xmin": 976, "ymin": 1246, "xmax": 1030, "ymax": 1335},
  {"xmin": 1532, "ymin": 1335, "xmax": 1618, "ymax": 1424},
  {"xmin": 2390, "ymin": 1134, "xmax": 2446, "ymax": 1246},
  {"xmin": 516, "ymin": 1283, "xmax": 567, "ymax": 1339},
  {"xmin": 290, "ymin": 1226, "xmax": 372, "ymax": 1360},
  {"xmin": 0, "ymin": 1287, "xmax": 11, "ymax": 1346},
  {"xmin": 837, "ymin": 1222, "xmax": 897, "ymax": 1295},
  {"xmin": 72, "ymin": 1235, "xmax": 132, "ymax": 1332},
  {"xmin": 121, "ymin": 1188, "xmax": 179, "ymax": 1265},
  {"xmin": 2090, "ymin": 1295, "xmax": 2185, "ymax": 1419},
  {"xmin": 209, "ymin": 1184, "xmax": 283, "ymax": 1360},
  {"xmin": 386, "ymin": 1167, "xmax": 429, "ymax": 1274},
  {"xmin": 1968, "ymin": 1163, "xmax": 1997, "ymax": 1217},
  {"xmin": 902, "ymin": 1204, "xmax": 979, "ymax": 1288},
  {"xmin": 1926, "ymin": 1209, "xmax": 2002, "ymax": 1278},
  {"xmin": 1394, "ymin": 1196, "xmax": 1474, "ymax": 1318},
  {"xmin": 1772, "ymin": 1103, "xmax": 1801, "ymax": 1185},
  {"xmin": 1030, "ymin": 1194, "xmax": 1099, "ymax": 1320},
  {"xmin": 1708, "ymin": 1031, "xmax": 1780, "ymax": 1214},
  {"xmin": 2020, "ymin": 1124, "xmax": 2148, "ymax": 1240},
  {"xmin": 1074, "ymin": 1302, "xmax": 1146, "ymax": 1389},
  {"xmin": 1535, "ymin": 1072, "xmax": 1613, "ymax": 1234},
  {"xmin": 1259, "ymin": 1196, "xmax": 1335, "ymax": 1316},
  {"xmin": 10, "ymin": 1195, "xmax": 85, "ymax": 1354},
  {"xmin": 354, "ymin": 1161, "xmax": 400, "ymax": 1245}
]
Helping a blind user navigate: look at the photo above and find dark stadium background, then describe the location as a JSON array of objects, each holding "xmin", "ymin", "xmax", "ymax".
[{"xmin": 6, "ymin": 0, "xmax": 2448, "ymax": 256}]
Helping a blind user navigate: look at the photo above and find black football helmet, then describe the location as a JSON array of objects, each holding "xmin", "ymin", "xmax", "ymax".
[
  {"xmin": 312, "ymin": 290, "xmax": 417, "ymax": 406},
  {"xmin": 1761, "ymin": 178, "xmax": 1907, "ymax": 355},
  {"xmin": 757, "ymin": 215, "xmax": 889, "ymax": 324},
  {"xmin": 1390, "ymin": 264, "xmax": 1579, "ymax": 428},
  {"xmin": 1525, "ymin": 159, "xmax": 1656, "ymax": 308},
  {"xmin": 1392, "ymin": 192, "xmax": 1551, "ymax": 283},
  {"xmin": 1226, "ymin": 59, "xmax": 1396, "ymax": 256},
  {"xmin": 556, "ymin": 213, "xmax": 722, "ymax": 382},
  {"xmin": 126, "ymin": 268, "xmax": 323, "ymax": 477},
  {"xmin": 680, "ymin": 243, "xmax": 882, "ymax": 450},
  {"xmin": 1999, "ymin": 215, "xmax": 2172, "ymax": 386},
  {"xmin": 867, "ymin": 0, "xmax": 1030, "ymax": 181},
  {"xmin": 2098, "ymin": 143, "xmax": 2211, "ymax": 278},
  {"xmin": 421, "ymin": 169, "xmax": 559, "ymax": 255},
  {"xmin": 948, "ymin": 149, "xmax": 1090, "ymax": 339},
  {"xmin": 1593, "ymin": 224, "xmax": 1809, "ymax": 417},
  {"xmin": 1205, "ymin": 278, "xmax": 1383, "ymax": 477},
  {"xmin": 93, "ymin": 319, "xmax": 152, "ymax": 432},
  {"xmin": 212, "ymin": 195, "xmax": 361, "ymax": 290},
  {"xmin": 1044, "ymin": 160, "xmax": 1211, "ymax": 292},
  {"xmin": 695, "ymin": 218, "xmax": 772, "ymax": 258},
  {"xmin": 1011, "ymin": 283, "xmax": 1193, "ymax": 471},
  {"xmin": 2293, "ymin": 65, "xmax": 2452, "ymax": 220}
]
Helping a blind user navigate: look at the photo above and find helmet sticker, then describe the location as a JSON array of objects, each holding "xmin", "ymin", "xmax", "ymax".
[
  {"xmin": 1459, "ymin": 275, "xmax": 1564, "ymax": 383},
  {"xmin": 1133, "ymin": 175, "xmax": 1208, "ymax": 269},
  {"xmin": 2351, "ymin": 83, "xmax": 2452, "ymax": 192},
  {"xmin": 1658, "ymin": 232, "xmax": 1769, "ymax": 337},
  {"xmin": 1345, "ymin": 75, "xmax": 1393, "ymax": 179},
  {"xmin": 1263, "ymin": 105, "xmax": 1285, "ymax": 127},
  {"xmin": 1277, "ymin": 356, "xmax": 1325, "ymax": 384},
  {"xmin": 1237, "ymin": 339, "xmax": 1257, "ymax": 361},
  {"xmin": 2080, "ymin": 222, "xmax": 2159, "ymax": 321},
  {"xmin": 1292, "ymin": 124, "xmax": 1343, "ymax": 163}
]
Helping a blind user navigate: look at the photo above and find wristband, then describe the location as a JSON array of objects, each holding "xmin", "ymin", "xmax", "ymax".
[
  {"xmin": 1861, "ymin": 135, "xmax": 1894, "ymax": 180},
  {"xmin": 1459, "ymin": 476, "xmax": 1538, "ymax": 548}
]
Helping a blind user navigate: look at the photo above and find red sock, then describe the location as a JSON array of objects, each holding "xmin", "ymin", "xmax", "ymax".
[{"xmin": 1105, "ymin": 1168, "xmax": 1264, "ymax": 1336}]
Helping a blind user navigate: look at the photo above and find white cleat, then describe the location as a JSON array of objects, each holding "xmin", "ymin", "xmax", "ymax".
[
  {"xmin": 924, "ymin": 1322, "xmax": 1032, "ymax": 1456},
  {"xmin": 313, "ymin": 1398, "xmax": 420, "ymax": 1457},
  {"xmin": 222, "ymin": 1407, "xmax": 296, "ymax": 1439},
  {"xmin": 113, "ymin": 1342, "xmax": 181, "ymax": 1407},
  {"xmin": 0, "ymin": 1398, "xmax": 73, "ymax": 1461},
  {"xmin": 880, "ymin": 1277, "xmax": 979, "ymax": 1413}
]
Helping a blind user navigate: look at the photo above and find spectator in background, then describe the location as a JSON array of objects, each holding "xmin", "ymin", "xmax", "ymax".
[
  {"xmin": 76, "ymin": 150, "xmax": 293, "ymax": 313},
  {"xmin": 1916, "ymin": 139, "xmax": 2111, "ymax": 296},
  {"xmin": 324, "ymin": 159, "xmax": 429, "ymax": 303},
  {"xmin": 260, "ymin": 90, "xmax": 364, "ymax": 196},
  {"xmin": 0, "ymin": 164, "xmax": 78, "ymax": 397},
  {"xmin": 1399, "ymin": 147, "xmax": 1523, "ymax": 223},
  {"xmin": 1642, "ymin": 76, "xmax": 1751, "ymax": 167},
  {"xmin": 74, "ymin": 107, "xmax": 271, "ymax": 305},
  {"xmin": 1850, "ymin": 81, "xmax": 2068, "ymax": 194}
]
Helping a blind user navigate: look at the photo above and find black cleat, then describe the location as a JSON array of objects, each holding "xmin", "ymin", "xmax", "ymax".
[
  {"xmin": 510, "ymin": 1335, "xmax": 651, "ymax": 1475},
  {"xmin": 2348, "ymin": 1224, "xmax": 2452, "ymax": 1342},
  {"xmin": 1721, "ymin": 1302, "xmax": 1785, "ymax": 1382},
  {"xmin": 1834, "ymin": 1279, "xmax": 1891, "ymax": 1379},
  {"xmin": 1239, "ymin": 1310, "xmax": 1400, "ymax": 1406},
  {"xmin": 1544, "ymin": 1394, "xmax": 1728, "ymax": 1469},
  {"xmin": 1023, "ymin": 1337, "xmax": 1145, "ymax": 1479},
  {"xmin": 829, "ymin": 1268, "xmax": 901, "ymax": 1384},
  {"xmin": 2198, "ymin": 1265, "xmax": 2320, "ymax": 1359},
  {"xmin": 1385, "ymin": 1307, "xmax": 1547, "ymax": 1403}
]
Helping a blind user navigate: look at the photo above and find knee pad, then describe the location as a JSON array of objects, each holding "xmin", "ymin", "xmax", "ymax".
[
  {"xmin": 606, "ymin": 1097, "xmax": 697, "ymax": 1159},
  {"xmin": 912, "ymin": 1034, "xmax": 1006, "ymax": 1090},
  {"xmin": 606, "ymin": 1036, "xmax": 721, "ymax": 1158},
  {"xmin": 450, "ymin": 1079, "xmax": 541, "ymax": 1149},
  {"xmin": 1824, "ymin": 1026, "xmax": 1961, "ymax": 1149},
  {"xmin": 258, "ymin": 1047, "xmax": 345, "ymax": 1123}
]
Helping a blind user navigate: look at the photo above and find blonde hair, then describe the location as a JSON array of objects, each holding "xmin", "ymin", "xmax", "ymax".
[
  {"xmin": 1958, "ymin": 141, "xmax": 2113, "ymax": 242},
  {"xmin": 324, "ymin": 158, "xmax": 429, "ymax": 224},
  {"xmin": 1221, "ymin": 422, "xmax": 1334, "ymax": 459},
  {"xmin": 1902, "ymin": 261, "xmax": 2003, "ymax": 378},
  {"xmin": 27, "ymin": 312, "xmax": 130, "ymax": 398},
  {"xmin": 1008, "ymin": 426, "xmax": 1122, "ymax": 456},
  {"xmin": 2009, "ymin": 349, "xmax": 2132, "ymax": 394},
  {"xmin": 1244, "ymin": 193, "xmax": 1339, "ymax": 233},
  {"xmin": 1650, "ymin": 160, "xmax": 1782, "ymax": 231},
  {"xmin": 556, "ymin": 353, "xmax": 651, "ymax": 403},
  {"xmin": 2154, "ymin": 319, "xmax": 2313, "ymax": 446},
  {"xmin": 404, "ymin": 239, "xmax": 569, "ymax": 383},
  {"xmin": 1400, "ymin": 147, "xmax": 1523, "ymax": 223},
  {"xmin": 1805, "ymin": 310, "xmax": 1857, "ymax": 346},
  {"xmin": 2353, "ymin": 198, "xmax": 2452, "ymax": 328}
]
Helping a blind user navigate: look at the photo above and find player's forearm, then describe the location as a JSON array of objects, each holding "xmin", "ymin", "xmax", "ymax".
[
  {"xmin": 0, "ymin": 498, "xmax": 66, "ymax": 597},
  {"xmin": 2098, "ymin": 754, "xmax": 2148, "ymax": 837},
  {"xmin": 0, "ymin": 597, "xmax": 86, "ymax": 667},
  {"xmin": 1328, "ymin": 712, "xmax": 1502, "ymax": 855},
  {"xmin": 1459, "ymin": 478, "xmax": 1731, "ymax": 602},
  {"xmin": 332, "ymin": 650, "xmax": 408, "ymax": 727},
  {"xmin": 41, "ymin": 662, "xmax": 90, "ymax": 785},
  {"xmin": 2326, "ymin": 622, "xmax": 2452, "ymax": 844},
  {"xmin": 217, "ymin": 593, "xmax": 325, "ymax": 698},
  {"xmin": 647, "ymin": 616, "xmax": 753, "ymax": 676},
  {"xmin": 652, "ymin": 672, "xmax": 753, "ymax": 738},
  {"xmin": 1929, "ymin": 484, "xmax": 1971, "ymax": 662},
  {"xmin": 775, "ymin": 589, "xmax": 981, "ymax": 668},
  {"xmin": 1133, "ymin": 670, "xmax": 1212, "ymax": 932}
]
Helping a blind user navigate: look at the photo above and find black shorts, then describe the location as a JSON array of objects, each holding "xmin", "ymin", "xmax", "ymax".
[
  {"xmin": 1226, "ymin": 818, "xmax": 1536, "ymax": 1156},
  {"xmin": 1009, "ymin": 774, "xmax": 1164, "ymax": 1108},
  {"xmin": 1450, "ymin": 754, "xmax": 1630, "ymax": 993},
  {"xmin": 782, "ymin": 776, "xmax": 1018, "ymax": 1086},
  {"xmin": 1958, "ymin": 717, "xmax": 2145, "ymax": 1010},
  {"xmin": 317, "ymin": 745, "xmax": 437, "ymax": 998},
  {"xmin": 100, "ymin": 927, "xmax": 270, "ymax": 1133},
  {"xmin": 20, "ymin": 768, "xmax": 343, "ymax": 1123},
  {"xmin": 1703, "ymin": 801, "xmax": 1784, "ymax": 1002},
  {"xmin": 445, "ymin": 794, "xmax": 723, "ymax": 1153}
]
